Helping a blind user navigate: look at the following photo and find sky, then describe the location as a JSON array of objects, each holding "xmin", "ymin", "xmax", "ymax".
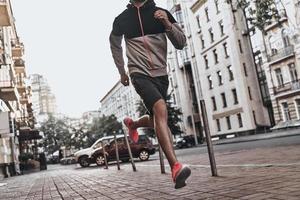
[{"xmin": 11, "ymin": 0, "xmax": 166, "ymax": 118}]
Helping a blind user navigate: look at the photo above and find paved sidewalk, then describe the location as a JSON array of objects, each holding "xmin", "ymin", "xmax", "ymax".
[
  {"xmin": 212, "ymin": 127, "xmax": 300, "ymax": 145},
  {"xmin": 0, "ymin": 145, "xmax": 300, "ymax": 200}
]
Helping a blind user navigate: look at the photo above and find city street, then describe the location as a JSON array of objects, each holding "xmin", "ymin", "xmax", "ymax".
[{"xmin": 0, "ymin": 135, "xmax": 299, "ymax": 200}]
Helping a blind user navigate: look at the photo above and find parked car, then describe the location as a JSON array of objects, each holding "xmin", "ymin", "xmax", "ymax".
[
  {"xmin": 91, "ymin": 134, "xmax": 155, "ymax": 166},
  {"xmin": 176, "ymin": 135, "xmax": 196, "ymax": 149},
  {"xmin": 74, "ymin": 135, "xmax": 116, "ymax": 167},
  {"xmin": 60, "ymin": 155, "xmax": 76, "ymax": 165}
]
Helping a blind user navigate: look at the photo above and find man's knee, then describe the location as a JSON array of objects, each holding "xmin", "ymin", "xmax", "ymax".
[{"xmin": 152, "ymin": 99, "xmax": 167, "ymax": 118}]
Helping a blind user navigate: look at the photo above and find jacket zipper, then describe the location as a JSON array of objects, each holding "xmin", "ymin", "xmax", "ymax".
[{"xmin": 136, "ymin": 6, "xmax": 155, "ymax": 69}]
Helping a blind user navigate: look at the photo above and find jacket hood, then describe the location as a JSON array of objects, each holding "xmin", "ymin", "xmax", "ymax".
[{"xmin": 127, "ymin": 0, "xmax": 156, "ymax": 9}]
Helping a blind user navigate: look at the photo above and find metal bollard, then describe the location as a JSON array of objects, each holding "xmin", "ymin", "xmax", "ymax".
[
  {"xmin": 158, "ymin": 144, "xmax": 165, "ymax": 174},
  {"xmin": 123, "ymin": 125, "xmax": 137, "ymax": 172},
  {"xmin": 114, "ymin": 131, "xmax": 121, "ymax": 170},
  {"xmin": 101, "ymin": 142, "xmax": 109, "ymax": 169},
  {"xmin": 200, "ymin": 99, "xmax": 218, "ymax": 176}
]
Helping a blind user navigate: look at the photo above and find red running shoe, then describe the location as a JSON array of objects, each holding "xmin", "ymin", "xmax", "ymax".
[
  {"xmin": 172, "ymin": 162, "xmax": 191, "ymax": 189},
  {"xmin": 123, "ymin": 117, "xmax": 139, "ymax": 143}
]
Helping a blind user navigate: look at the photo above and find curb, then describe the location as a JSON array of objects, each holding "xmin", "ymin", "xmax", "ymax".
[{"xmin": 195, "ymin": 130, "xmax": 300, "ymax": 147}]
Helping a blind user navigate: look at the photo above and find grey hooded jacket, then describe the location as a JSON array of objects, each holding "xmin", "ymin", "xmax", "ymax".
[{"xmin": 109, "ymin": 0, "xmax": 186, "ymax": 77}]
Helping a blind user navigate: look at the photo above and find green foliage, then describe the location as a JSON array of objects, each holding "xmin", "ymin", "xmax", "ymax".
[
  {"xmin": 40, "ymin": 115, "xmax": 71, "ymax": 154},
  {"xmin": 39, "ymin": 114, "xmax": 123, "ymax": 153},
  {"xmin": 19, "ymin": 152, "xmax": 34, "ymax": 163},
  {"xmin": 136, "ymin": 97, "xmax": 183, "ymax": 137},
  {"xmin": 227, "ymin": 0, "xmax": 282, "ymax": 33},
  {"xmin": 166, "ymin": 94, "xmax": 183, "ymax": 136},
  {"xmin": 87, "ymin": 115, "xmax": 123, "ymax": 146}
]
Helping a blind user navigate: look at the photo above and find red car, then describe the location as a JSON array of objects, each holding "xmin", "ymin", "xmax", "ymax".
[{"xmin": 90, "ymin": 134, "xmax": 155, "ymax": 166}]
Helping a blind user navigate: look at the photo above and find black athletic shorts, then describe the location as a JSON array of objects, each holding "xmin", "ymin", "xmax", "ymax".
[{"xmin": 130, "ymin": 73, "xmax": 169, "ymax": 116}]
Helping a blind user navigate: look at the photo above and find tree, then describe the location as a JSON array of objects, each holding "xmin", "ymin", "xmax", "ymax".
[
  {"xmin": 226, "ymin": 0, "xmax": 282, "ymax": 34},
  {"xmin": 136, "ymin": 95, "xmax": 183, "ymax": 137},
  {"xmin": 40, "ymin": 115, "xmax": 71, "ymax": 154},
  {"xmin": 86, "ymin": 114, "xmax": 123, "ymax": 146},
  {"xmin": 166, "ymin": 94, "xmax": 183, "ymax": 137}
]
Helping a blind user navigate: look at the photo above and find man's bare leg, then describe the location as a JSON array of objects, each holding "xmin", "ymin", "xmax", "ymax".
[
  {"xmin": 131, "ymin": 115, "xmax": 154, "ymax": 129},
  {"xmin": 130, "ymin": 102, "xmax": 177, "ymax": 167},
  {"xmin": 152, "ymin": 99, "xmax": 178, "ymax": 167}
]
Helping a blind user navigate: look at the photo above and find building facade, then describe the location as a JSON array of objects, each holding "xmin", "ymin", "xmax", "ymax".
[
  {"xmin": 0, "ymin": 0, "xmax": 34, "ymax": 178},
  {"xmin": 167, "ymin": 1, "xmax": 203, "ymax": 143},
  {"xmin": 100, "ymin": 81, "xmax": 140, "ymax": 122},
  {"xmin": 258, "ymin": 0, "xmax": 300, "ymax": 128},
  {"xmin": 29, "ymin": 74, "xmax": 57, "ymax": 125},
  {"xmin": 170, "ymin": 0, "xmax": 272, "ymax": 138}
]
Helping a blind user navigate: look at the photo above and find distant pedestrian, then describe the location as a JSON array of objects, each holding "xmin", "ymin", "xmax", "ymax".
[{"xmin": 110, "ymin": 0, "xmax": 191, "ymax": 189}]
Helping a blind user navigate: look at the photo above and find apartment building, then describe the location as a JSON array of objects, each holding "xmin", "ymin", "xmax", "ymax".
[
  {"xmin": 258, "ymin": 0, "xmax": 300, "ymax": 128},
  {"xmin": 29, "ymin": 74, "xmax": 57, "ymax": 125},
  {"xmin": 182, "ymin": 0, "xmax": 272, "ymax": 137},
  {"xmin": 0, "ymin": 0, "xmax": 34, "ymax": 178},
  {"xmin": 100, "ymin": 81, "xmax": 140, "ymax": 122},
  {"xmin": 167, "ymin": 0, "xmax": 203, "ymax": 143}
]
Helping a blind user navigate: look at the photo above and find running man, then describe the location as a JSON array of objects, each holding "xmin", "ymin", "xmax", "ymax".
[{"xmin": 109, "ymin": 0, "xmax": 191, "ymax": 189}]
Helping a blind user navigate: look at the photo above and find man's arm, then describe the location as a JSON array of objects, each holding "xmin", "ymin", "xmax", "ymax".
[
  {"xmin": 154, "ymin": 10, "xmax": 186, "ymax": 50},
  {"xmin": 109, "ymin": 18, "xmax": 129, "ymax": 86},
  {"xmin": 109, "ymin": 33, "xmax": 125, "ymax": 75}
]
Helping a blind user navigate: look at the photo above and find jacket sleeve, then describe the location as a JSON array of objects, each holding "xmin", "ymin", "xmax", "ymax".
[
  {"xmin": 166, "ymin": 23, "xmax": 187, "ymax": 50},
  {"xmin": 109, "ymin": 18, "xmax": 125, "ymax": 75},
  {"xmin": 109, "ymin": 33, "xmax": 125, "ymax": 75}
]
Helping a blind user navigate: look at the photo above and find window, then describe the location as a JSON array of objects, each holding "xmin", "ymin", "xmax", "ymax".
[
  {"xmin": 217, "ymin": 71, "xmax": 223, "ymax": 85},
  {"xmin": 289, "ymin": 63, "xmax": 298, "ymax": 82},
  {"xmin": 211, "ymin": 96, "xmax": 217, "ymax": 111},
  {"xmin": 221, "ymin": 93, "xmax": 227, "ymax": 107},
  {"xmin": 248, "ymin": 87, "xmax": 252, "ymax": 100},
  {"xmin": 219, "ymin": 20, "xmax": 224, "ymax": 36},
  {"xmin": 243, "ymin": 63, "xmax": 248, "ymax": 77},
  {"xmin": 208, "ymin": 75, "xmax": 213, "ymax": 89},
  {"xmin": 253, "ymin": 110, "xmax": 257, "ymax": 124},
  {"xmin": 226, "ymin": 116, "xmax": 231, "ymax": 130},
  {"xmin": 175, "ymin": 10, "xmax": 184, "ymax": 25},
  {"xmin": 205, "ymin": 8, "xmax": 210, "ymax": 21},
  {"xmin": 269, "ymin": 36, "xmax": 277, "ymax": 54},
  {"xmin": 196, "ymin": 15, "xmax": 201, "ymax": 31},
  {"xmin": 201, "ymin": 35, "xmax": 205, "ymax": 49},
  {"xmin": 213, "ymin": 49, "xmax": 219, "ymax": 64},
  {"xmin": 228, "ymin": 66, "xmax": 234, "ymax": 81},
  {"xmin": 238, "ymin": 40, "xmax": 243, "ymax": 53},
  {"xmin": 237, "ymin": 113, "xmax": 243, "ymax": 128},
  {"xmin": 275, "ymin": 68, "xmax": 284, "ymax": 87},
  {"xmin": 295, "ymin": 99, "xmax": 300, "ymax": 119},
  {"xmin": 215, "ymin": 0, "xmax": 220, "ymax": 13},
  {"xmin": 216, "ymin": 119, "xmax": 221, "ymax": 131},
  {"xmin": 223, "ymin": 42, "xmax": 229, "ymax": 58},
  {"xmin": 232, "ymin": 89, "xmax": 238, "ymax": 104},
  {"xmin": 204, "ymin": 55, "xmax": 209, "ymax": 69},
  {"xmin": 209, "ymin": 28, "xmax": 214, "ymax": 43},
  {"xmin": 282, "ymin": 102, "xmax": 291, "ymax": 121},
  {"xmin": 282, "ymin": 29, "xmax": 290, "ymax": 47}
]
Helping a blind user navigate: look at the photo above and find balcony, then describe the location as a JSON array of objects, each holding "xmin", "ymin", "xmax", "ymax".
[
  {"xmin": 20, "ymin": 94, "xmax": 31, "ymax": 105},
  {"xmin": 0, "ymin": 68, "xmax": 19, "ymax": 101},
  {"xmin": 273, "ymin": 80, "xmax": 300, "ymax": 95},
  {"xmin": 0, "ymin": 41, "xmax": 4, "ymax": 55},
  {"xmin": 11, "ymin": 42, "xmax": 24, "ymax": 58},
  {"xmin": 267, "ymin": 45, "xmax": 295, "ymax": 64},
  {"xmin": 16, "ymin": 79, "xmax": 26, "ymax": 94},
  {"xmin": 14, "ymin": 59, "xmax": 26, "ymax": 74},
  {"xmin": 0, "ymin": 0, "xmax": 13, "ymax": 26}
]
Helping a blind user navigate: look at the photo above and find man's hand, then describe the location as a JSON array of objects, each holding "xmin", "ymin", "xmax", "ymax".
[
  {"xmin": 154, "ymin": 10, "xmax": 172, "ymax": 30},
  {"xmin": 120, "ymin": 74, "xmax": 130, "ymax": 86}
]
